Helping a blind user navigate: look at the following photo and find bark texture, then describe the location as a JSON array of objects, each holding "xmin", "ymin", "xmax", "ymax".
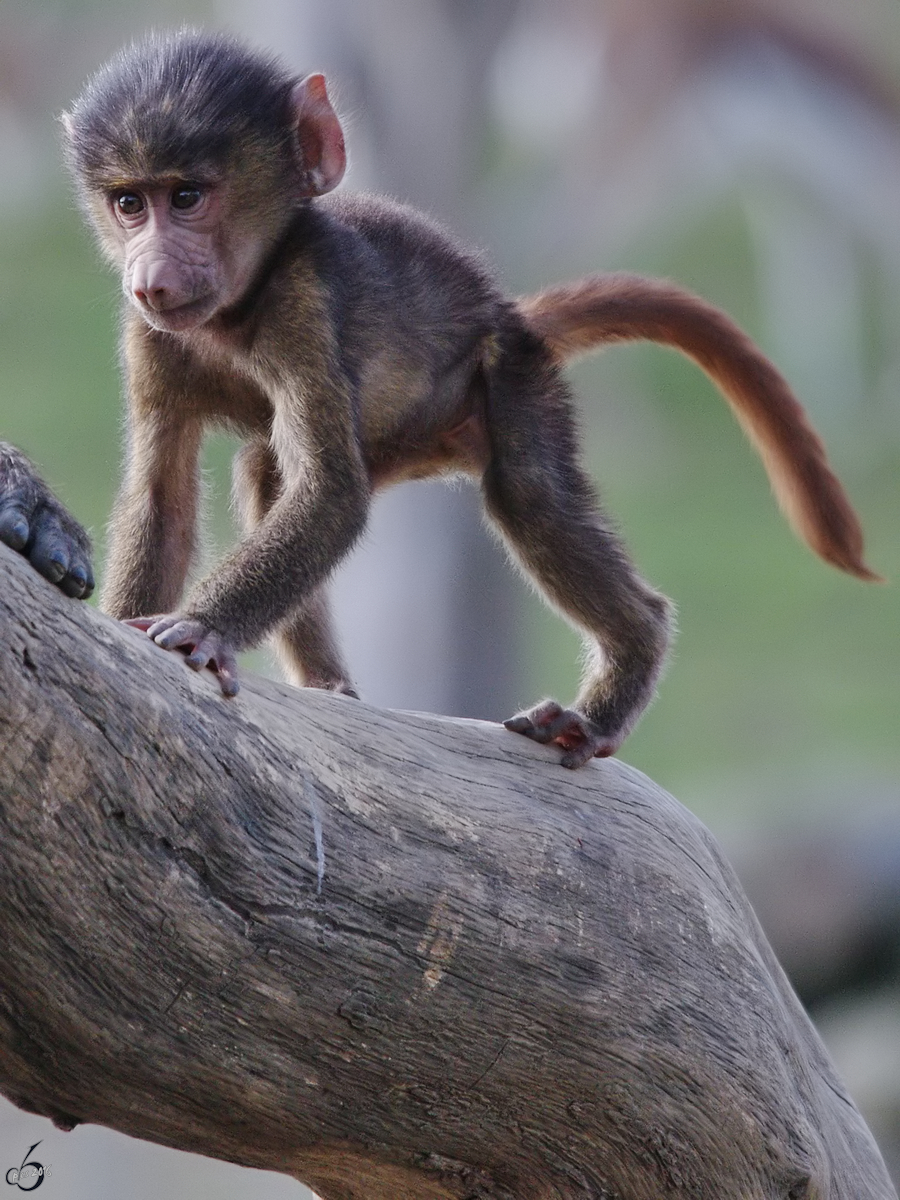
[{"xmin": 0, "ymin": 543, "xmax": 894, "ymax": 1200}]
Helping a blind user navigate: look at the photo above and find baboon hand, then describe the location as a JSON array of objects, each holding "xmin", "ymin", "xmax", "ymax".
[
  {"xmin": 125, "ymin": 615, "xmax": 240, "ymax": 697},
  {"xmin": 0, "ymin": 457, "xmax": 94, "ymax": 598},
  {"xmin": 504, "ymin": 700, "xmax": 620, "ymax": 769}
]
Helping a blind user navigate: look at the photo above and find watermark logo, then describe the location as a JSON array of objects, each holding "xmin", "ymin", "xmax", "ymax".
[{"xmin": 5, "ymin": 1143, "xmax": 49, "ymax": 1191}]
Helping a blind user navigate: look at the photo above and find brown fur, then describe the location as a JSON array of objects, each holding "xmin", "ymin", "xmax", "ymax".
[
  {"xmin": 232, "ymin": 439, "xmax": 357, "ymax": 695},
  {"xmin": 518, "ymin": 274, "xmax": 879, "ymax": 581},
  {"xmin": 65, "ymin": 32, "xmax": 876, "ymax": 767}
]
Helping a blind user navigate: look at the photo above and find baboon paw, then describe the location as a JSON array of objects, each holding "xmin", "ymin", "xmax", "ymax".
[
  {"xmin": 504, "ymin": 700, "xmax": 619, "ymax": 768},
  {"xmin": 125, "ymin": 614, "xmax": 240, "ymax": 697}
]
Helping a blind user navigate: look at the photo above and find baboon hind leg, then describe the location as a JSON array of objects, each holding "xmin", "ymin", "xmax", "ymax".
[{"xmin": 482, "ymin": 333, "xmax": 672, "ymax": 766}]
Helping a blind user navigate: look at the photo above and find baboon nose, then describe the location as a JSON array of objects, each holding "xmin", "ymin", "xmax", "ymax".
[
  {"xmin": 130, "ymin": 260, "xmax": 186, "ymax": 311},
  {"xmin": 133, "ymin": 286, "xmax": 170, "ymax": 311}
]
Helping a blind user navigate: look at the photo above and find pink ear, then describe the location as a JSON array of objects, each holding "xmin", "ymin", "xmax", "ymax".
[{"xmin": 291, "ymin": 73, "xmax": 346, "ymax": 197}]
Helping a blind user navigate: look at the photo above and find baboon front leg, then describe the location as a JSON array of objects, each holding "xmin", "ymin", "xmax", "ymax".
[
  {"xmin": 233, "ymin": 440, "xmax": 357, "ymax": 695},
  {"xmin": 276, "ymin": 593, "xmax": 359, "ymax": 697}
]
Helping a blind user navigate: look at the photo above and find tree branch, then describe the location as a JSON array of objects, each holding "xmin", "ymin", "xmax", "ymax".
[{"xmin": 0, "ymin": 544, "xmax": 893, "ymax": 1200}]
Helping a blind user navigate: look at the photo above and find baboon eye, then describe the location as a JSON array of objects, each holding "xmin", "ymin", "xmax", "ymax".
[
  {"xmin": 116, "ymin": 192, "xmax": 144, "ymax": 216},
  {"xmin": 171, "ymin": 185, "xmax": 202, "ymax": 211}
]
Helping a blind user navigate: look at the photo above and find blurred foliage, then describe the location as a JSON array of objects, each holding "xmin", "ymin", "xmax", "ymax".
[{"xmin": 0, "ymin": 208, "xmax": 120, "ymax": 538}]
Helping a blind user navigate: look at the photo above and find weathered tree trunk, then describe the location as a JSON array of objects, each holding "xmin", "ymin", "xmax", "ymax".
[{"xmin": 0, "ymin": 543, "xmax": 894, "ymax": 1200}]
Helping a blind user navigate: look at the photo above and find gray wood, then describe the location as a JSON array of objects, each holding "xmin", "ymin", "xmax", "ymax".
[{"xmin": 0, "ymin": 542, "xmax": 893, "ymax": 1200}]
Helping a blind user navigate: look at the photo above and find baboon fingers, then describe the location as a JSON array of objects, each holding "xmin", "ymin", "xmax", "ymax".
[{"xmin": 125, "ymin": 614, "xmax": 241, "ymax": 697}]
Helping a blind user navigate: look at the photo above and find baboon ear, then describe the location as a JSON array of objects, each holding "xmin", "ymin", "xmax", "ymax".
[{"xmin": 291, "ymin": 73, "xmax": 346, "ymax": 196}]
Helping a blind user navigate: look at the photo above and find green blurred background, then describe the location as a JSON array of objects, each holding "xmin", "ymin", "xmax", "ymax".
[{"xmin": 1, "ymin": 0, "xmax": 898, "ymax": 1195}]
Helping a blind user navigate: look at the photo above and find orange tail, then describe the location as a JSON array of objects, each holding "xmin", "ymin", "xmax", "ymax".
[{"xmin": 518, "ymin": 273, "xmax": 879, "ymax": 581}]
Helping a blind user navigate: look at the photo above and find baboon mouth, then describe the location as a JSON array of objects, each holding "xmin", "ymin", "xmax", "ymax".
[{"xmin": 143, "ymin": 296, "xmax": 216, "ymax": 331}]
